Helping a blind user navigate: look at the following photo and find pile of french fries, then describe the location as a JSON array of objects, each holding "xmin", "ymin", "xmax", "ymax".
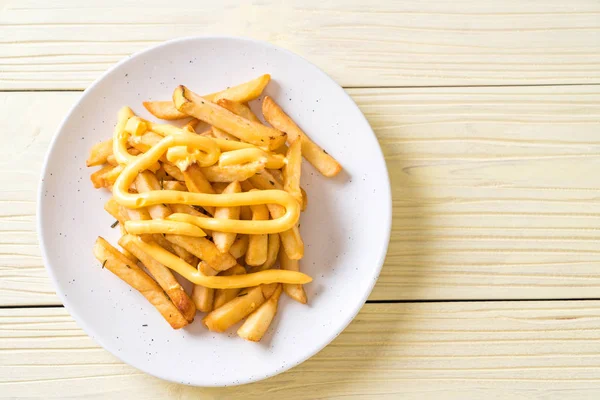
[{"xmin": 86, "ymin": 75, "xmax": 342, "ymax": 341}]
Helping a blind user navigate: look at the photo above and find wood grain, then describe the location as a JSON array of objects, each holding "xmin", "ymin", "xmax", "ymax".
[
  {"xmin": 2, "ymin": 302, "xmax": 600, "ymax": 399},
  {"xmin": 1, "ymin": 0, "xmax": 600, "ymax": 89},
  {"xmin": 1, "ymin": 86, "xmax": 599, "ymax": 305}
]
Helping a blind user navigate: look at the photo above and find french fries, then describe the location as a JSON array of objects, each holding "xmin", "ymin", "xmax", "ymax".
[
  {"xmin": 85, "ymin": 74, "xmax": 345, "ymax": 341},
  {"xmin": 245, "ymin": 201, "xmax": 269, "ymax": 266},
  {"xmin": 200, "ymin": 161, "xmax": 266, "ymax": 183},
  {"xmin": 164, "ymin": 234, "xmax": 237, "ymax": 272},
  {"xmin": 212, "ymin": 181, "xmax": 241, "ymax": 253},
  {"xmin": 206, "ymin": 74, "xmax": 271, "ymax": 103},
  {"xmin": 182, "ymin": 164, "xmax": 215, "ymax": 215},
  {"xmin": 203, "ymin": 285, "xmax": 266, "ymax": 332},
  {"xmin": 143, "ymin": 101, "xmax": 188, "ymax": 120},
  {"xmin": 248, "ymin": 233, "xmax": 280, "ymax": 273},
  {"xmin": 283, "ymin": 138, "xmax": 303, "ymax": 205},
  {"xmin": 280, "ymin": 250, "xmax": 307, "ymax": 304},
  {"xmin": 238, "ymin": 284, "xmax": 282, "ymax": 341},
  {"xmin": 93, "ymin": 237, "xmax": 189, "ymax": 329},
  {"xmin": 216, "ymin": 99, "xmax": 261, "ymax": 123},
  {"xmin": 213, "ymin": 264, "xmax": 247, "ymax": 309},
  {"xmin": 263, "ymin": 96, "xmax": 342, "ymax": 177},
  {"xmin": 173, "ymin": 85, "xmax": 286, "ymax": 150},
  {"xmin": 192, "ymin": 261, "xmax": 218, "ymax": 313},
  {"xmin": 119, "ymin": 235, "xmax": 196, "ymax": 322}
]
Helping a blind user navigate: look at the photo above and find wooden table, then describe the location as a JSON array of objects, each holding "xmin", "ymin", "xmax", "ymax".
[{"xmin": 2, "ymin": 1, "xmax": 600, "ymax": 398}]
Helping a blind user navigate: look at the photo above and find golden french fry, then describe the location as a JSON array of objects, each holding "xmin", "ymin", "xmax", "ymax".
[
  {"xmin": 267, "ymin": 168, "xmax": 283, "ymax": 185},
  {"xmin": 248, "ymin": 169, "xmax": 283, "ymax": 190},
  {"xmin": 192, "ymin": 261, "xmax": 218, "ymax": 313},
  {"xmin": 213, "ymin": 264, "xmax": 247, "ymax": 310},
  {"xmin": 119, "ymin": 235, "xmax": 196, "ymax": 322},
  {"xmin": 143, "ymin": 101, "xmax": 188, "ymax": 120},
  {"xmin": 266, "ymin": 203, "xmax": 304, "ymax": 259},
  {"xmin": 229, "ymin": 235, "xmax": 249, "ymax": 259},
  {"xmin": 206, "ymin": 74, "xmax": 271, "ymax": 103},
  {"xmin": 135, "ymin": 171, "xmax": 172, "ymax": 219},
  {"xmin": 203, "ymin": 285, "xmax": 266, "ymax": 332},
  {"xmin": 263, "ymin": 96, "xmax": 342, "ymax": 177},
  {"xmin": 162, "ymin": 180, "xmax": 187, "ymax": 191},
  {"xmin": 212, "ymin": 181, "xmax": 241, "ymax": 253},
  {"xmin": 248, "ymin": 233, "xmax": 280, "ymax": 273},
  {"xmin": 128, "ymin": 131, "xmax": 163, "ymax": 154},
  {"xmin": 104, "ymin": 198, "xmax": 128, "ymax": 224},
  {"xmin": 173, "ymin": 85, "xmax": 286, "ymax": 150},
  {"xmin": 93, "ymin": 237, "xmax": 189, "ymax": 329},
  {"xmin": 211, "ymin": 182, "xmax": 229, "ymax": 194},
  {"xmin": 212, "ymin": 126, "xmax": 240, "ymax": 142},
  {"xmin": 245, "ymin": 200, "xmax": 269, "ymax": 266},
  {"xmin": 86, "ymin": 140, "xmax": 113, "ymax": 167},
  {"xmin": 280, "ymin": 249, "xmax": 307, "ymax": 304},
  {"xmin": 284, "ymin": 138, "xmax": 302, "ymax": 205},
  {"xmin": 200, "ymin": 160, "xmax": 265, "ymax": 182},
  {"xmin": 300, "ymin": 187, "xmax": 308, "ymax": 211},
  {"xmin": 238, "ymin": 284, "xmax": 282, "ymax": 342},
  {"xmin": 164, "ymin": 234, "xmax": 237, "ymax": 272},
  {"xmin": 91, "ymin": 165, "xmax": 120, "ymax": 189},
  {"xmin": 125, "ymin": 116, "xmax": 148, "ymax": 136},
  {"xmin": 106, "ymin": 154, "xmax": 118, "ymax": 166},
  {"xmin": 163, "ymin": 163, "xmax": 185, "ymax": 182},
  {"xmin": 216, "ymin": 99, "xmax": 261, "ymax": 123},
  {"xmin": 184, "ymin": 118, "xmax": 199, "ymax": 133},
  {"xmin": 182, "ymin": 164, "xmax": 215, "ymax": 215}
]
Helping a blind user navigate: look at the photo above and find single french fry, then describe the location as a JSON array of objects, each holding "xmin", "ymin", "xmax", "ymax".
[
  {"xmin": 263, "ymin": 96, "xmax": 342, "ymax": 177},
  {"xmin": 206, "ymin": 74, "xmax": 271, "ymax": 103},
  {"xmin": 143, "ymin": 101, "xmax": 188, "ymax": 120},
  {"xmin": 267, "ymin": 168, "xmax": 283, "ymax": 185},
  {"xmin": 238, "ymin": 284, "xmax": 283, "ymax": 342},
  {"xmin": 86, "ymin": 140, "xmax": 113, "ymax": 167},
  {"xmin": 135, "ymin": 171, "xmax": 172, "ymax": 219},
  {"xmin": 200, "ymin": 160, "xmax": 265, "ymax": 182},
  {"xmin": 211, "ymin": 182, "xmax": 229, "ymax": 194},
  {"xmin": 173, "ymin": 85, "xmax": 286, "ymax": 150},
  {"xmin": 248, "ymin": 169, "xmax": 283, "ymax": 190},
  {"xmin": 125, "ymin": 116, "xmax": 148, "ymax": 136},
  {"xmin": 106, "ymin": 154, "xmax": 118, "ymax": 166},
  {"xmin": 266, "ymin": 203, "xmax": 304, "ymax": 259},
  {"xmin": 245, "ymin": 200, "xmax": 269, "ymax": 266},
  {"xmin": 163, "ymin": 163, "xmax": 185, "ymax": 182},
  {"xmin": 162, "ymin": 180, "xmax": 187, "ymax": 191},
  {"xmin": 119, "ymin": 235, "xmax": 196, "ymax": 322},
  {"xmin": 248, "ymin": 233, "xmax": 280, "ymax": 273},
  {"xmin": 283, "ymin": 138, "xmax": 302, "ymax": 204},
  {"xmin": 128, "ymin": 131, "xmax": 164, "ymax": 154},
  {"xmin": 203, "ymin": 285, "xmax": 266, "ymax": 332},
  {"xmin": 93, "ymin": 237, "xmax": 188, "ymax": 329},
  {"xmin": 104, "ymin": 198, "xmax": 128, "ymax": 224},
  {"xmin": 182, "ymin": 164, "xmax": 215, "ymax": 215},
  {"xmin": 91, "ymin": 165, "xmax": 112, "ymax": 189},
  {"xmin": 212, "ymin": 181, "xmax": 241, "ymax": 253},
  {"xmin": 192, "ymin": 261, "xmax": 218, "ymax": 313},
  {"xmin": 280, "ymin": 250, "xmax": 307, "ymax": 304},
  {"xmin": 184, "ymin": 118, "xmax": 199, "ymax": 133},
  {"xmin": 164, "ymin": 234, "xmax": 237, "ymax": 272},
  {"xmin": 216, "ymin": 99, "xmax": 261, "ymax": 123},
  {"xmin": 261, "ymin": 283, "xmax": 279, "ymax": 299},
  {"xmin": 229, "ymin": 235, "xmax": 249, "ymax": 259},
  {"xmin": 212, "ymin": 126, "xmax": 240, "ymax": 142},
  {"xmin": 212, "ymin": 264, "xmax": 247, "ymax": 310}
]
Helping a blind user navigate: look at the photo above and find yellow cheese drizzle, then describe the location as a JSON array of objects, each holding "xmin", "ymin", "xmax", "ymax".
[{"xmin": 130, "ymin": 236, "xmax": 311, "ymax": 288}]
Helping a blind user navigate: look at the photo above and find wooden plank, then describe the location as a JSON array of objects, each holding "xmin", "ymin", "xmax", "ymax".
[
  {"xmin": 1, "ymin": 0, "xmax": 600, "ymax": 89},
  {"xmin": 2, "ymin": 302, "xmax": 600, "ymax": 398},
  {"xmin": 1, "ymin": 86, "xmax": 600, "ymax": 305}
]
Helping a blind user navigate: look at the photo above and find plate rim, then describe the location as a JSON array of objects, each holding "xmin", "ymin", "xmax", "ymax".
[{"xmin": 37, "ymin": 35, "xmax": 392, "ymax": 387}]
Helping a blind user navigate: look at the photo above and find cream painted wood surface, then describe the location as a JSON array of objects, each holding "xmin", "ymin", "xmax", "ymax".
[
  {"xmin": 2, "ymin": 86, "xmax": 599, "ymax": 305},
  {"xmin": 2, "ymin": 302, "xmax": 600, "ymax": 399},
  {"xmin": 2, "ymin": 0, "xmax": 600, "ymax": 89}
]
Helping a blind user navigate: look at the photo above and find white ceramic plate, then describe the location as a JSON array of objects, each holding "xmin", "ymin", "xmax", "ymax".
[{"xmin": 38, "ymin": 37, "xmax": 391, "ymax": 387}]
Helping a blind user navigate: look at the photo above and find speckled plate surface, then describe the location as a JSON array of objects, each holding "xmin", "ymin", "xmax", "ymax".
[{"xmin": 38, "ymin": 37, "xmax": 391, "ymax": 387}]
